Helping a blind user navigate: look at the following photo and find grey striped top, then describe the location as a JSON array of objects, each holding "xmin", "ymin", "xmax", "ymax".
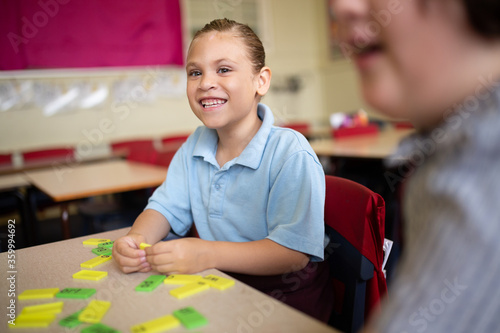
[{"xmin": 373, "ymin": 79, "xmax": 500, "ymax": 333}]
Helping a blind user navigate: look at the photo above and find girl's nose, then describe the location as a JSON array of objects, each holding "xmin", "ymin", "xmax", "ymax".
[{"xmin": 199, "ymin": 73, "xmax": 216, "ymax": 90}]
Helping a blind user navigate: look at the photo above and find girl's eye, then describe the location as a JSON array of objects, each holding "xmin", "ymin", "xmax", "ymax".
[
  {"xmin": 218, "ymin": 67, "xmax": 231, "ymax": 74},
  {"xmin": 189, "ymin": 70, "xmax": 201, "ymax": 77}
]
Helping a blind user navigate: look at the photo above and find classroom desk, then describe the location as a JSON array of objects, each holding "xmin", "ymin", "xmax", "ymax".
[
  {"xmin": 0, "ymin": 173, "xmax": 30, "ymax": 192},
  {"xmin": 0, "ymin": 152, "xmax": 125, "ymax": 176},
  {"xmin": 0, "ymin": 227, "xmax": 339, "ymax": 333},
  {"xmin": 310, "ymin": 128, "xmax": 414, "ymax": 159},
  {"xmin": 24, "ymin": 160, "xmax": 168, "ymax": 239}
]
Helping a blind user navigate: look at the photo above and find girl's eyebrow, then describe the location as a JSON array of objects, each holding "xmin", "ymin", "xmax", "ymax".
[
  {"xmin": 213, "ymin": 58, "xmax": 236, "ymax": 65},
  {"xmin": 186, "ymin": 58, "xmax": 237, "ymax": 69}
]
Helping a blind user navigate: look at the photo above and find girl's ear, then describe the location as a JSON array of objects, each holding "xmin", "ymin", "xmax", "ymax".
[{"xmin": 256, "ymin": 66, "xmax": 272, "ymax": 97}]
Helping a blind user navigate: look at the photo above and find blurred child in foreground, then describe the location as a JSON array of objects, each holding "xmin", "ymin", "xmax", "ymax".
[{"xmin": 332, "ymin": 0, "xmax": 500, "ymax": 332}]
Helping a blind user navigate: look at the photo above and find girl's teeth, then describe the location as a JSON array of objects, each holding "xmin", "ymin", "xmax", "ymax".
[{"xmin": 202, "ymin": 99, "xmax": 226, "ymax": 107}]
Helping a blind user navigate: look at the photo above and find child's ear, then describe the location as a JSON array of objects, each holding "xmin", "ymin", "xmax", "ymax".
[{"xmin": 256, "ymin": 66, "xmax": 272, "ymax": 97}]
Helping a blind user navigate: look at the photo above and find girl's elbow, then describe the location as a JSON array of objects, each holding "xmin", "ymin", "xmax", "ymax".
[{"xmin": 288, "ymin": 252, "xmax": 310, "ymax": 272}]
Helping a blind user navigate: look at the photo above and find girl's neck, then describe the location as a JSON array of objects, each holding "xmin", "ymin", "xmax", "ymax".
[{"xmin": 215, "ymin": 112, "xmax": 262, "ymax": 167}]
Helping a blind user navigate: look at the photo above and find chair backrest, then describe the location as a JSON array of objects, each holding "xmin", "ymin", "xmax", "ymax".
[
  {"xmin": 111, "ymin": 139, "xmax": 157, "ymax": 164},
  {"xmin": 22, "ymin": 147, "xmax": 74, "ymax": 162},
  {"xmin": 324, "ymin": 175, "xmax": 387, "ymax": 333},
  {"xmin": 156, "ymin": 134, "xmax": 189, "ymax": 167},
  {"xmin": 0, "ymin": 153, "xmax": 12, "ymax": 165},
  {"xmin": 160, "ymin": 133, "xmax": 190, "ymax": 146},
  {"xmin": 282, "ymin": 121, "xmax": 310, "ymax": 137}
]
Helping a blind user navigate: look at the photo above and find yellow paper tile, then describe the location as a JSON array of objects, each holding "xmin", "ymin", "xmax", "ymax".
[
  {"xmin": 82, "ymin": 238, "xmax": 111, "ymax": 246},
  {"xmin": 139, "ymin": 242, "xmax": 151, "ymax": 250},
  {"xmin": 20, "ymin": 301, "xmax": 64, "ymax": 315},
  {"xmin": 203, "ymin": 274, "xmax": 235, "ymax": 290},
  {"xmin": 131, "ymin": 314, "xmax": 180, "ymax": 333},
  {"xmin": 80, "ymin": 255, "xmax": 112, "ymax": 268},
  {"xmin": 163, "ymin": 274, "xmax": 203, "ymax": 285},
  {"xmin": 18, "ymin": 288, "xmax": 60, "ymax": 300},
  {"xmin": 78, "ymin": 300, "xmax": 111, "ymax": 324},
  {"xmin": 169, "ymin": 281, "xmax": 210, "ymax": 299},
  {"xmin": 73, "ymin": 270, "xmax": 108, "ymax": 281}
]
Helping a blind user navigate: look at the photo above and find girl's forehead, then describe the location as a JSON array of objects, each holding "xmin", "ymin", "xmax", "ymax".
[
  {"xmin": 192, "ymin": 31, "xmax": 241, "ymax": 46},
  {"xmin": 187, "ymin": 32, "xmax": 248, "ymax": 61}
]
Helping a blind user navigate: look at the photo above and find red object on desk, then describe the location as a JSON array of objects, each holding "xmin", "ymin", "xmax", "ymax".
[{"xmin": 331, "ymin": 124, "xmax": 379, "ymax": 139}]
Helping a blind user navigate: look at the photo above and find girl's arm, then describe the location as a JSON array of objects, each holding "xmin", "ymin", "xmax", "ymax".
[
  {"xmin": 127, "ymin": 209, "xmax": 171, "ymax": 244},
  {"xmin": 145, "ymin": 237, "xmax": 309, "ymax": 275}
]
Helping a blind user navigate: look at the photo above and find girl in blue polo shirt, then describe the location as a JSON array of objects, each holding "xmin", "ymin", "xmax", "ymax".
[{"xmin": 113, "ymin": 18, "xmax": 333, "ymax": 321}]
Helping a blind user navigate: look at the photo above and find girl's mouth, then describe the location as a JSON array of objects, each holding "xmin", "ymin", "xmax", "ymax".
[{"xmin": 200, "ymin": 98, "xmax": 227, "ymax": 109}]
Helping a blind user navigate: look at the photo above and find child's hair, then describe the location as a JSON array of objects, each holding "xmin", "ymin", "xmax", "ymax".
[
  {"xmin": 463, "ymin": 0, "xmax": 500, "ymax": 38},
  {"xmin": 191, "ymin": 18, "xmax": 265, "ymax": 74}
]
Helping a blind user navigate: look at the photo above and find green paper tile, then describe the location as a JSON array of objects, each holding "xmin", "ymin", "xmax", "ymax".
[
  {"xmin": 92, "ymin": 247, "xmax": 113, "ymax": 256},
  {"xmin": 56, "ymin": 288, "xmax": 96, "ymax": 299},
  {"xmin": 81, "ymin": 322, "xmax": 121, "ymax": 333},
  {"xmin": 135, "ymin": 275, "xmax": 166, "ymax": 292},
  {"xmin": 59, "ymin": 310, "xmax": 83, "ymax": 328},
  {"xmin": 173, "ymin": 306, "xmax": 208, "ymax": 329},
  {"xmin": 98, "ymin": 241, "xmax": 115, "ymax": 249}
]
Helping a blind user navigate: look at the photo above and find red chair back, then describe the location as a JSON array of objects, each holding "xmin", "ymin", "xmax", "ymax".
[
  {"xmin": 161, "ymin": 133, "xmax": 189, "ymax": 145},
  {"xmin": 324, "ymin": 175, "xmax": 387, "ymax": 331},
  {"xmin": 282, "ymin": 122, "xmax": 310, "ymax": 137},
  {"xmin": 0, "ymin": 153, "xmax": 12, "ymax": 165},
  {"xmin": 156, "ymin": 134, "xmax": 189, "ymax": 167},
  {"xmin": 111, "ymin": 140, "xmax": 157, "ymax": 164},
  {"xmin": 22, "ymin": 148, "xmax": 74, "ymax": 162}
]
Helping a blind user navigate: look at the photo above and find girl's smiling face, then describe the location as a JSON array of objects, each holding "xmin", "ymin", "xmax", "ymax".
[{"xmin": 186, "ymin": 31, "xmax": 270, "ymax": 133}]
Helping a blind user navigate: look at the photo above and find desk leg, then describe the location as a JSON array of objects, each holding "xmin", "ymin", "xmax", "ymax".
[
  {"xmin": 60, "ymin": 203, "xmax": 71, "ymax": 239},
  {"xmin": 13, "ymin": 190, "xmax": 31, "ymax": 247}
]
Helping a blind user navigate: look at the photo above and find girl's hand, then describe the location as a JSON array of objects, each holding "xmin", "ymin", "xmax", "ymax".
[
  {"xmin": 113, "ymin": 233, "xmax": 152, "ymax": 273},
  {"xmin": 145, "ymin": 238, "xmax": 213, "ymax": 274}
]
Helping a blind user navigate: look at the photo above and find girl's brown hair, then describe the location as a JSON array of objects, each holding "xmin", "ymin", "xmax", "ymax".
[{"xmin": 191, "ymin": 18, "xmax": 266, "ymax": 73}]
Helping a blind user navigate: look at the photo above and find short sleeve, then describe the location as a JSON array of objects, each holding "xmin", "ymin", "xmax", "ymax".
[{"xmin": 266, "ymin": 150, "xmax": 326, "ymax": 261}]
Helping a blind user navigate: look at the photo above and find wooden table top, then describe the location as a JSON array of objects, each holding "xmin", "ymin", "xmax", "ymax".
[
  {"xmin": 24, "ymin": 159, "xmax": 168, "ymax": 202},
  {"xmin": 310, "ymin": 128, "xmax": 414, "ymax": 159},
  {"xmin": 0, "ymin": 173, "xmax": 30, "ymax": 192},
  {"xmin": 0, "ymin": 228, "xmax": 339, "ymax": 333},
  {"xmin": 0, "ymin": 152, "xmax": 125, "ymax": 176}
]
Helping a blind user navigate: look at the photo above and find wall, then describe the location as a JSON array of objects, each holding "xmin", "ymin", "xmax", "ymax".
[{"xmin": 0, "ymin": 0, "xmax": 371, "ymax": 154}]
